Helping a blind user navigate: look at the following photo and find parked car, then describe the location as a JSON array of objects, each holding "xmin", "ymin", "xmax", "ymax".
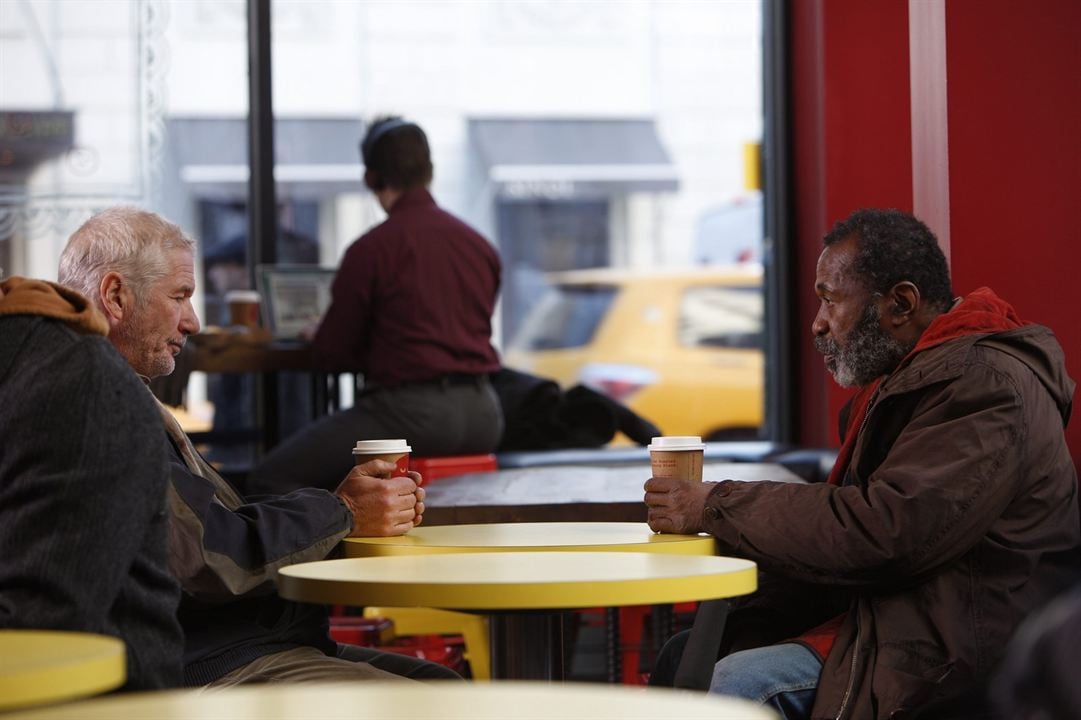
[{"xmin": 503, "ymin": 265, "xmax": 764, "ymax": 441}]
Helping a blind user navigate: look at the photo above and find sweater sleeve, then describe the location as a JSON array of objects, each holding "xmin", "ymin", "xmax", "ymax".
[
  {"xmin": 166, "ymin": 445, "xmax": 353, "ymax": 602},
  {"xmin": 702, "ymin": 359, "xmax": 1028, "ymax": 588}
]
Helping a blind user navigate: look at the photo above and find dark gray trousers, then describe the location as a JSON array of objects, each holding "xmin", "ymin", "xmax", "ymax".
[{"xmin": 248, "ymin": 377, "xmax": 503, "ymax": 495}]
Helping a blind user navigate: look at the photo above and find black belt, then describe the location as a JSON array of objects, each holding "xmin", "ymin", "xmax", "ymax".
[
  {"xmin": 366, "ymin": 373, "xmax": 488, "ymax": 392},
  {"xmin": 426, "ymin": 373, "xmax": 488, "ymax": 388}
]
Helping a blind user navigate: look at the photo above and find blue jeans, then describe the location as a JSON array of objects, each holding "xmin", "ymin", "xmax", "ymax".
[{"xmin": 709, "ymin": 642, "xmax": 822, "ymax": 720}]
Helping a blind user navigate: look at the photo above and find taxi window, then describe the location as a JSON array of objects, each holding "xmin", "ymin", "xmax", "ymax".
[
  {"xmin": 679, "ymin": 285, "xmax": 762, "ymax": 349},
  {"xmin": 512, "ymin": 284, "xmax": 618, "ymax": 351}
]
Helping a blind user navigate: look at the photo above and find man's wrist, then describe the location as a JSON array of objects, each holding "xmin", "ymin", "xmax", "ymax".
[
  {"xmin": 333, "ymin": 491, "xmax": 357, "ymax": 531},
  {"xmin": 700, "ymin": 481, "xmax": 724, "ymax": 527}
]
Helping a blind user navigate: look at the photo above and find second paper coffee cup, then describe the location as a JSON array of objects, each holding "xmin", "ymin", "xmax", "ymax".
[
  {"xmin": 352, "ymin": 439, "xmax": 412, "ymax": 477},
  {"xmin": 648, "ymin": 436, "xmax": 705, "ymax": 482},
  {"xmin": 225, "ymin": 290, "xmax": 261, "ymax": 329}
]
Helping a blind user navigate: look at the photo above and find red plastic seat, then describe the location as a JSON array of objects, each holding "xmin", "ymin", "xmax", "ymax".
[{"xmin": 409, "ymin": 454, "xmax": 497, "ymax": 486}]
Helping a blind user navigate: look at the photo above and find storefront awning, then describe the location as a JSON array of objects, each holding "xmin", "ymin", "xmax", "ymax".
[
  {"xmin": 167, "ymin": 117, "xmax": 364, "ymax": 197},
  {"xmin": 0, "ymin": 110, "xmax": 75, "ymax": 183},
  {"xmin": 469, "ymin": 117, "xmax": 679, "ymax": 197}
]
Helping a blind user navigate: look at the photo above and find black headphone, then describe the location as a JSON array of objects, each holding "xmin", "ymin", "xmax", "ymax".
[{"xmin": 360, "ymin": 118, "xmax": 418, "ymax": 167}]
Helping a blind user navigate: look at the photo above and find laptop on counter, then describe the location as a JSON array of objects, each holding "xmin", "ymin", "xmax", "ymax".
[{"xmin": 257, "ymin": 265, "xmax": 336, "ymax": 341}]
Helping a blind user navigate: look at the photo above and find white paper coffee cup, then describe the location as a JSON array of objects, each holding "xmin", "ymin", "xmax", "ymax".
[
  {"xmin": 648, "ymin": 436, "xmax": 705, "ymax": 482},
  {"xmin": 352, "ymin": 439, "xmax": 412, "ymax": 476}
]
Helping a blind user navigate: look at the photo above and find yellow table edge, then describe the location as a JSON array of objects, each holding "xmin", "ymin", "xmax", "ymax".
[
  {"xmin": 0, "ymin": 631, "xmax": 126, "ymax": 712},
  {"xmin": 343, "ymin": 536, "xmax": 718, "ymax": 557},
  {"xmin": 280, "ymin": 552, "xmax": 757, "ymax": 610}
]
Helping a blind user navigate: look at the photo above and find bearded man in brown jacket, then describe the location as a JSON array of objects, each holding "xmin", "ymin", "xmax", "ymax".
[{"xmin": 645, "ymin": 208, "xmax": 1079, "ymax": 719}]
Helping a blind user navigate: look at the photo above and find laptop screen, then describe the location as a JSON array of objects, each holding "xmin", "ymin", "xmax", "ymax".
[{"xmin": 257, "ymin": 265, "xmax": 336, "ymax": 340}]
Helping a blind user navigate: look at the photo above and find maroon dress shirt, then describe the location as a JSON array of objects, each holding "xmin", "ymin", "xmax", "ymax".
[{"xmin": 311, "ymin": 188, "xmax": 501, "ymax": 386}]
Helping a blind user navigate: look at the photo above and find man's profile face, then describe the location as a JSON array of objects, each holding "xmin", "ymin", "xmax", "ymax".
[
  {"xmin": 113, "ymin": 247, "xmax": 200, "ymax": 379},
  {"xmin": 812, "ymin": 235, "xmax": 911, "ymax": 387}
]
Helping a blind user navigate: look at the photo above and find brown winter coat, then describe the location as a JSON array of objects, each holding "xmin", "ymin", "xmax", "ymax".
[{"xmin": 703, "ymin": 323, "xmax": 1079, "ymax": 719}]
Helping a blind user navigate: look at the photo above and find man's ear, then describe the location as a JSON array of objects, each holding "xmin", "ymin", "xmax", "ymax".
[
  {"xmin": 99, "ymin": 271, "xmax": 131, "ymax": 330},
  {"xmin": 363, "ymin": 168, "xmax": 383, "ymax": 191},
  {"xmin": 886, "ymin": 281, "xmax": 920, "ymax": 326}
]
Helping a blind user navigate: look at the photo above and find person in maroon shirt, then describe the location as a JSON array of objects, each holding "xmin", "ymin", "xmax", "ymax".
[{"xmin": 248, "ymin": 117, "xmax": 504, "ymax": 495}]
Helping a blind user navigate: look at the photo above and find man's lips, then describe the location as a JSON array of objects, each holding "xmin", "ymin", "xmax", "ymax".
[{"xmin": 168, "ymin": 340, "xmax": 185, "ymax": 355}]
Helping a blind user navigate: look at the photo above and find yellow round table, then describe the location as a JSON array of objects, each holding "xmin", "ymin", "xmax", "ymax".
[
  {"xmin": 280, "ymin": 551, "xmax": 756, "ymax": 680},
  {"xmin": 344, "ymin": 522, "xmax": 717, "ymax": 682},
  {"xmin": 343, "ymin": 521, "xmax": 717, "ymax": 557},
  {"xmin": 0, "ymin": 630, "xmax": 125, "ymax": 712},
  {"xmin": 1, "ymin": 681, "xmax": 776, "ymax": 720}
]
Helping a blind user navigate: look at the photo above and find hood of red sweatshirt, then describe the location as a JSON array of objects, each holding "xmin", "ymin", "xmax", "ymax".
[
  {"xmin": 826, "ymin": 287, "xmax": 1037, "ymax": 486},
  {"xmin": 910, "ymin": 286, "xmax": 1024, "ymax": 354}
]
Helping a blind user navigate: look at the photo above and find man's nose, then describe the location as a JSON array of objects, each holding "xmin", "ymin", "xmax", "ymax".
[
  {"xmin": 811, "ymin": 309, "xmax": 828, "ymax": 337},
  {"xmin": 180, "ymin": 301, "xmax": 201, "ymax": 335}
]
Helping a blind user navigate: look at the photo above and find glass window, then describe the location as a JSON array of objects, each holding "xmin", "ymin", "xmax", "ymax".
[
  {"xmin": 679, "ymin": 286, "xmax": 763, "ymax": 350},
  {"xmin": 1, "ymin": 0, "xmax": 166, "ymax": 277},
  {"xmin": 511, "ymin": 284, "xmax": 618, "ymax": 352},
  {"xmin": 1, "ymin": 1, "xmax": 767, "ymax": 445},
  {"xmin": 0, "ymin": 0, "xmax": 247, "ymax": 434},
  {"xmin": 266, "ymin": 0, "xmax": 767, "ymax": 441}
]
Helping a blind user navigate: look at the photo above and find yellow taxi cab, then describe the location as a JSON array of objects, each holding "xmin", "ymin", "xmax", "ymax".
[{"xmin": 503, "ymin": 265, "xmax": 764, "ymax": 440}]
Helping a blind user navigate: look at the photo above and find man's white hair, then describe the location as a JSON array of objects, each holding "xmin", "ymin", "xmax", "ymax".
[{"xmin": 59, "ymin": 206, "xmax": 195, "ymax": 309}]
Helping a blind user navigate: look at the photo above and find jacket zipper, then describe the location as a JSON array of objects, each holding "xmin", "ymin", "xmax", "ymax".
[
  {"xmin": 835, "ymin": 608, "xmax": 862, "ymax": 720},
  {"xmin": 855, "ymin": 384, "xmax": 883, "ymax": 447},
  {"xmin": 835, "ymin": 385, "xmax": 879, "ymax": 719}
]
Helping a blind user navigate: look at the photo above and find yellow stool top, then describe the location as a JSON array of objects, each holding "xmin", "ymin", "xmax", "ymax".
[{"xmin": 0, "ymin": 630, "xmax": 125, "ymax": 712}]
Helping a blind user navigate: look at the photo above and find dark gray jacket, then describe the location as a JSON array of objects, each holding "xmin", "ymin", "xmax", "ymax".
[
  {"xmin": 0, "ymin": 279, "xmax": 183, "ymax": 690},
  {"xmin": 156, "ymin": 403, "xmax": 353, "ymax": 685}
]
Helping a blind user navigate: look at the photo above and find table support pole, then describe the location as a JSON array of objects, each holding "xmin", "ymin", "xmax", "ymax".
[
  {"xmin": 489, "ymin": 613, "xmax": 565, "ymax": 680},
  {"xmin": 605, "ymin": 608, "xmax": 621, "ymax": 683}
]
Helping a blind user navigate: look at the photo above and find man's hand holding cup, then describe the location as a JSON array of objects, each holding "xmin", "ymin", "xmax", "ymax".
[
  {"xmin": 334, "ymin": 439, "xmax": 424, "ymax": 536},
  {"xmin": 644, "ymin": 436, "xmax": 716, "ymax": 534}
]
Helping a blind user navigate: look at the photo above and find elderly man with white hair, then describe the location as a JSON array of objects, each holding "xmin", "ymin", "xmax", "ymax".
[{"xmin": 59, "ymin": 206, "xmax": 457, "ymax": 687}]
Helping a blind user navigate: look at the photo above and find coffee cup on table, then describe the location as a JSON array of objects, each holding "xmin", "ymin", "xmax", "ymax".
[
  {"xmin": 225, "ymin": 290, "xmax": 261, "ymax": 329},
  {"xmin": 352, "ymin": 439, "xmax": 412, "ymax": 478},
  {"xmin": 648, "ymin": 436, "xmax": 705, "ymax": 482}
]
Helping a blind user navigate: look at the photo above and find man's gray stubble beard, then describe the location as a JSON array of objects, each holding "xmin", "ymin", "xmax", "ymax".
[{"xmin": 815, "ymin": 304, "xmax": 913, "ymax": 388}]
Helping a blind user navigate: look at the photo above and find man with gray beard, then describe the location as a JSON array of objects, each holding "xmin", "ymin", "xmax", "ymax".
[{"xmin": 644, "ymin": 209, "xmax": 1079, "ymax": 719}]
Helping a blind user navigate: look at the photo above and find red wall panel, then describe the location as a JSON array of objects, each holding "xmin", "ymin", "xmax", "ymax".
[
  {"xmin": 944, "ymin": 0, "xmax": 1081, "ymax": 464},
  {"xmin": 792, "ymin": 1, "xmax": 1080, "ymax": 466},
  {"xmin": 791, "ymin": 0, "xmax": 913, "ymax": 446}
]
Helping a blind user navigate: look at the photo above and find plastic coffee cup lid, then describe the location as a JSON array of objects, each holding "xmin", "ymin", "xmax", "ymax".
[
  {"xmin": 648, "ymin": 436, "xmax": 705, "ymax": 452},
  {"xmin": 352, "ymin": 439, "xmax": 412, "ymax": 454},
  {"xmin": 225, "ymin": 290, "xmax": 261, "ymax": 303}
]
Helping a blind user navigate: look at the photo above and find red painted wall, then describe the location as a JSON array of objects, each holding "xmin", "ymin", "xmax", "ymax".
[
  {"xmin": 790, "ymin": 0, "xmax": 1081, "ymax": 465},
  {"xmin": 944, "ymin": 0, "xmax": 1081, "ymax": 464},
  {"xmin": 791, "ymin": 0, "xmax": 913, "ymax": 446}
]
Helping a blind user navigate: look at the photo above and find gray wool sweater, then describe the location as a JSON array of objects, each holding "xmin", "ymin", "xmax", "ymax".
[{"xmin": 0, "ymin": 294, "xmax": 183, "ymax": 690}]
